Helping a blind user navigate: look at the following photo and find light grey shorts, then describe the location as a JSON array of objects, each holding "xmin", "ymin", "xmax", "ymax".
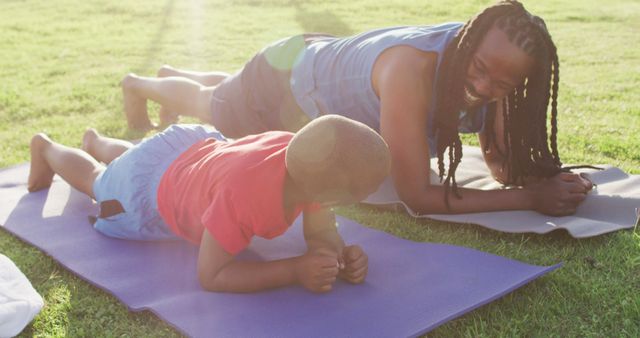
[
  {"xmin": 209, "ymin": 34, "xmax": 332, "ymax": 138},
  {"xmin": 92, "ymin": 124, "xmax": 223, "ymax": 241}
]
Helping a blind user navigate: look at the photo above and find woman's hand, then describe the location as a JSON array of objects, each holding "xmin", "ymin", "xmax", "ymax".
[{"xmin": 527, "ymin": 172, "xmax": 593, "ymax": 216}]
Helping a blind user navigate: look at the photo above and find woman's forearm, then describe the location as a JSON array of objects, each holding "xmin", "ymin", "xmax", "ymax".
[{"xmin": 400, "ymin": 183, "xmax": 534, "ymax": 215}]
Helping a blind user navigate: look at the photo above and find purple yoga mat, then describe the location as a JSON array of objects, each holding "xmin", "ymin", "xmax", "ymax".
[{"xmin": 0, "ymin": 164, "xmax": 560, "ymax": 337}]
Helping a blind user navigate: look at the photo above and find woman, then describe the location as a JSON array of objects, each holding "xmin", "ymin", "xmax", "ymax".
[{"xmin": 121, "ymin": 0, "xmax": 592, "ymax": 216}]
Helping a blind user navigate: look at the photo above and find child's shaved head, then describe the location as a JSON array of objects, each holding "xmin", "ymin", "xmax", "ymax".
[{"xmin": 285, "ymin": 115, "xmax": 391, "ymax": 204}]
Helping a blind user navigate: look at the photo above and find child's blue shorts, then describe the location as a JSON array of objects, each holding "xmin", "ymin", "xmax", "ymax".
[{"xmin": 92, "ymin": 124, "xmax": 224, "ymax": 241}]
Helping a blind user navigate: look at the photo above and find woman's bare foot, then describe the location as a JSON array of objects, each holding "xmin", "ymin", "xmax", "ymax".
[
  {"xmin": 28, "ymin": 134, "xmax": 55, "ymax": 192},
  {"xmin": 122, "ymin": 73, "xmax": 155, "ymax": 132},
  {"xmin": 157, "ymin": 64, "xmax": 179, "ymax": 78},
  {"xmin": 158, "ymin": 107, "xmax": 179, "ymax": 127},
  {"xmin": 81, "ymin": 128, "xmax": 99, "ymax": 159}
]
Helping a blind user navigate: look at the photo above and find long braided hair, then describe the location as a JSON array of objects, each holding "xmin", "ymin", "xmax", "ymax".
[{"xmin": 433, "ymin": 0, "xmax": 561, "ymax": 208}]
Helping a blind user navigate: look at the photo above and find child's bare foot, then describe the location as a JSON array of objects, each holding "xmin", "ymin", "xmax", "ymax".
[
  {"xmin": 28, "ymin": 134, "xmax": 55, "ymax": 192},
  {"xmin": 122, "ymin": 73, "xmax": 155, "ymax": 132},
  {"xmin": 81, "ymin": 128, "xmax": 99, "ymax": 159}
]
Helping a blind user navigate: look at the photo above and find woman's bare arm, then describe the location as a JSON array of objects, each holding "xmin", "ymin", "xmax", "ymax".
[{"xmin": 373, "ymin": 46, "xmax": 589, "ymax": 216}]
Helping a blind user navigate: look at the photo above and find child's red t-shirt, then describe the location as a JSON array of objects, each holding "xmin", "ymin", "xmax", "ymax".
[{"xmin": 157, "ymin": 131, "xmax": 314, "ymax": 254}]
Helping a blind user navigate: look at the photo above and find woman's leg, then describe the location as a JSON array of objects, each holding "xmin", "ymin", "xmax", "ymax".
[
  {"xmin": 28, "ymin": 134, "xmax": 104, "ymax": 199},
  {"xmin": 82, "ymin": 128, "xmax": 134, "ymax": 164},
  {"xmin": 122, "ymin": 74, "xmax": 215, "ymax": 131},
  {"xmin": 157, "ymin": 65, "xmax": 230, "ymax": 86},
  {"xmin": 155, "ymin": 66, "xmax": 230, "ymax": 126}
]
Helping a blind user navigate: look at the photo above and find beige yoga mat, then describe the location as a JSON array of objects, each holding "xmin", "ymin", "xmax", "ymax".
[{"xmin": 364, "ymin": 146, "xmax": 639, "ymax": 238}]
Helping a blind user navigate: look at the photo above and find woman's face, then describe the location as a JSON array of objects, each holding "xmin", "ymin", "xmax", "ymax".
[{"xmin": 463, "ymin": 25, "xmax": 535, "ymax": 109}]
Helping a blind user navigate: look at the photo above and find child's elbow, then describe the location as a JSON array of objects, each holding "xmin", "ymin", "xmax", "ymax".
[{"xmin": 198, "ymin": 269, "xmax": 226, "ymax": 292}]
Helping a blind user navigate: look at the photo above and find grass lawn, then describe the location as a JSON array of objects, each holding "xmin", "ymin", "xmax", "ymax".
[{"xmin": 1, "ymin": 0, "xmax": 639, "ymax": 336}]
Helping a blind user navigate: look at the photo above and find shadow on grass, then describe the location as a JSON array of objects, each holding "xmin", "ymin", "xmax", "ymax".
[
  {"xmin": 348, "ymin": 203, "xmax": 613, "ymax": 252},
  {"xmin": 134, "ymin": 0, "xmax": 176, "ymax": 74},
  {"xmin": 293, "ymin": 4, "xmax": 354, "ymax": 36}
]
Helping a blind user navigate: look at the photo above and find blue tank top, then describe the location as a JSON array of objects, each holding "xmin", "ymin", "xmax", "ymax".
[{"xmin": 289, "ymin": 22, "xmax": 487, "ymax": 154}]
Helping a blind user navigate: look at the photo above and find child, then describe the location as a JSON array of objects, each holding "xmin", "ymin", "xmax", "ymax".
[{"xmin": 27, "ymin": 115, "xmax": 391, "ymax": 293}]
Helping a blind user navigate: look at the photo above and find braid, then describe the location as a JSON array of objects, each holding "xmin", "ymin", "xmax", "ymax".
[
  {"xmin": 500, "ymin": 9, "xmax": 563, "ymax": 179},
  {"xmin": 435, "ymin": 1, "xmax": 516, "ymax": 208},
  {"xmin": 433, "ymin": 0, "xmax": 562, "ymax": 209},
  {"xmin": 550, "ymin": 51, "xmax": 561, "ymax": 166},
  {"xmin": 501, "ymin": 96, "xmax": 512, "ymax": 169}
]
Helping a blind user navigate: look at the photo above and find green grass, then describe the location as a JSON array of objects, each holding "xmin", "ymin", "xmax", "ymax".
[{"xmin": 1, "ymin": 0, "xmax": 638, "ymax": 336}]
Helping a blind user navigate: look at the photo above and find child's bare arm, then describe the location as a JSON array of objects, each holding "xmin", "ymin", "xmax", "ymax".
[
  {"xmin": 303, "ymin": 208, "xmax": 369, "ymax": 284},
  {"xmin": 302, "ymin": 208, "xmax": 345, "ymax": 253},
  {"xmin": 197, "ymin": 229, "xmax": 339, "ymax": 293},
  {"xmin": 338, "ymin": 245, "xmax": 368, "ymax": 284}
]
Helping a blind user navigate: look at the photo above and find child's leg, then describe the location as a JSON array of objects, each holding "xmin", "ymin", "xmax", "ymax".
[
  {"xmin": 82, "ymin": 128, "xmax": 134, "ymax": 165},
  {"xmin": 28, "ymin": 134, "xmax": 104, "ymax": 199},
  {"xmin": 157, "ymin": 65, "xmax": 230, "ymax": 86},
  {"xmin": 122, "ymin": 74, "xmax": 215, "ymax": 131}
]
